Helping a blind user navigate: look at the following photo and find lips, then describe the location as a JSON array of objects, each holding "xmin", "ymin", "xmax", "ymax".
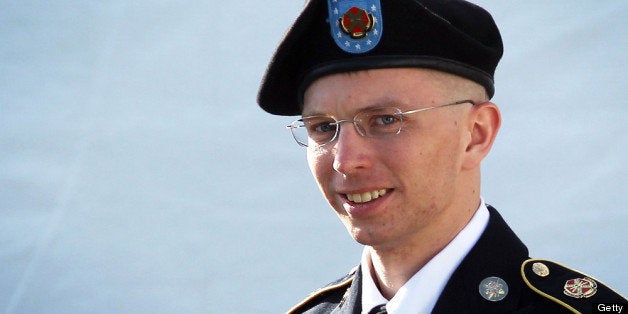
[{"xmin": 345, "ymin": 189, "xmax": 387, "ymax": 204}]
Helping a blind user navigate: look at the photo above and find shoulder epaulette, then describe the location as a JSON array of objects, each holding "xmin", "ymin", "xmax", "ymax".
[
  {"xmin": 521, "ymin": 258, "xmax": 627, "ymax": 314},
  {"xmin": 287, "ymin": 266, "xmax": 357, "ymax": 314}
]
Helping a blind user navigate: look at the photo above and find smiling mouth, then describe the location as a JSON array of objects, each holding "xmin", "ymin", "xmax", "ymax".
[{"xmin": 345, "ymin": 189, "xmax": 388, "ymax": 204}]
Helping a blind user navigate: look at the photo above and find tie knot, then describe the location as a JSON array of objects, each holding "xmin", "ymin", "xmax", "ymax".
[{"xmin": 368, "ymin": 303, "xmax": 387, "ymax": 314}]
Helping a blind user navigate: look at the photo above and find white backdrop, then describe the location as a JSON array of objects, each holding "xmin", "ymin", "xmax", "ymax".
[{"xmin": 1, "ymin": 1, "xmax": 626, "ymax": 313}]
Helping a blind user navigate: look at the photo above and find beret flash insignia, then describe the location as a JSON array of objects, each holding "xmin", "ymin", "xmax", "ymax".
[{"xmin": 327, "ymin": 0, "xmax": 383, "ymax": 54}]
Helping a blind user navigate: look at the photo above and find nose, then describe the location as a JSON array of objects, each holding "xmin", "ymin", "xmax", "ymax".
[{"xmin": 332, "ymin": 122, "xmax": 373, "ymax": 174}]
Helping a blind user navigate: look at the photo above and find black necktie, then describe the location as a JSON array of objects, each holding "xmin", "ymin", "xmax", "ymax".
[{"xmin": 368, "ymin": 304, "xmax": 387, "ymax": 314}]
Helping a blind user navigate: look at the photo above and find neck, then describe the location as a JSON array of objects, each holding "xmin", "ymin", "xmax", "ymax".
[{"xmin": 367, "ymin": 198, "xmax": 480, "ymax": 299}]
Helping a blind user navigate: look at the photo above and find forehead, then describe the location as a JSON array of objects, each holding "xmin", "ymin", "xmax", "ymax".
[{"xmin": 301, "ymin": 68, "xmax": 458, "ymax": 115}]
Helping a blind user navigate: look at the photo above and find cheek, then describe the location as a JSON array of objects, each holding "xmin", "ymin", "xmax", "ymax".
[
  {"xmin": 307, "ymin": 148, "xmax": 332, "ymax": 185},
  {"xmin": 394, "ymin": 132, "xmax": 461, "ymax": 184},
  {"xmin": 307, "ymin": 149, "xmax": 343, "ymax": 208}
]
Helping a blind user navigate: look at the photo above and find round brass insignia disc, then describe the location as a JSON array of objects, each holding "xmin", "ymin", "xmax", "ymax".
[{"xmin": 479, "ymin": 276, "xmax": 509, "ymax": 302}]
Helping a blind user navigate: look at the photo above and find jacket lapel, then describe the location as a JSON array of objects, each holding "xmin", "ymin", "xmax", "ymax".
[{"xmin": 432, "ymin": 206, "xmax": 530, "ymax": 313}]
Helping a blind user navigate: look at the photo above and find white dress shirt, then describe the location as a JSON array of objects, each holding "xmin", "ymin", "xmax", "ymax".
[{"xmin": 361, "ymin": 199, "xmax": 490, "ymax": 314}]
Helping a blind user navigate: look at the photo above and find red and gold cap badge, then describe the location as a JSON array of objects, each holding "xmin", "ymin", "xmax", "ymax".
[{"xmin": 327, "ymin": 0, "xmax": 383, "ymax": 54}]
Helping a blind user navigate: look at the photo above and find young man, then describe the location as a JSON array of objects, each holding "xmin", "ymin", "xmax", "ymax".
[{"xmin": 257, "ymin": 0, "xmax": 626, "ymax": 313}]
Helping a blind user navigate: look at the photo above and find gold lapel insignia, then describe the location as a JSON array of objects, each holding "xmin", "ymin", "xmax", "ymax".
[{"xmin": 532, "ymin": 262, "xmax": 550, "ymax": 277}]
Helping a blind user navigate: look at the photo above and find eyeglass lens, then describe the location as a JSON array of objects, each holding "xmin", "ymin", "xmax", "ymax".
[{"xmin": 290, "ymin": 107, "xmax": 403, "ymax": 147}]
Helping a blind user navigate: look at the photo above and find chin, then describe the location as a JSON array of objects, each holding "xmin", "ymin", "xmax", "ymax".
[{"xmin": 345, "ymin": 223, "xmax": 387, "ymax": 246}]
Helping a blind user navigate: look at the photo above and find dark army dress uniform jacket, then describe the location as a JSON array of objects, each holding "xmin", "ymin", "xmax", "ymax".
[{"xmin": 289, "ymin": 206, "xmax": 626, "ymax": 313}]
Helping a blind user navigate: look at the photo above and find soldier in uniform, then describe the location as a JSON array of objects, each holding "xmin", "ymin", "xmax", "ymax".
[{"xmin": 257, "ymin": 0, "xmax": 627, "ymax": 313}]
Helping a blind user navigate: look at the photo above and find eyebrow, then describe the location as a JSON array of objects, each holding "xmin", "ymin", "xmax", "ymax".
[
  {"xmin": 301, "ymin": 101, "xmax": 402, "ymax": 118},
  {"xmin": 300, "ymin": 110, "xmax": 330, "ymax": 118}
]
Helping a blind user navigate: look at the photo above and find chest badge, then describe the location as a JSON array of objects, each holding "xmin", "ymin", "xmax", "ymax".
[
  {"xmin": 563, "ymin": 277, "xmax": 597, "ymax": 298},
  {"xmin": 327, "ymin": 0, "xmax": 383, "ymax": 54}
]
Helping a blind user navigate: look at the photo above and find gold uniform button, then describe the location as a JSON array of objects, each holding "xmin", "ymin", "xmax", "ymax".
[{"xmin": 532, "ymin": 262, "xmax": 550, "ymax": 277}]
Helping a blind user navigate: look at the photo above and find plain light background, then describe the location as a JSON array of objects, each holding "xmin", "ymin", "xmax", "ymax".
[{"xmin": 1, "ymin": 1, "xmax": 626, "ymax": 313}]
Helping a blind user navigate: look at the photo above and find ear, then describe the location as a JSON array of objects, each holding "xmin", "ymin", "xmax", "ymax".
[{"xmin": 461, "ymin": 102, "xmax": 501, "ymax": 170}]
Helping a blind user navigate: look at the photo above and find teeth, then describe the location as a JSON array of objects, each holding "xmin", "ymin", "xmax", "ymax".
[{"xmin": 346, "ymin": 189, "xmax": 387, "ymax": 204}]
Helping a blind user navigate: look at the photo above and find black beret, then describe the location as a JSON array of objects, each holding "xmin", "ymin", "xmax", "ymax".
[{"xmin": 258, "ymin": 0, "xmax": 503, "ymax": 116}]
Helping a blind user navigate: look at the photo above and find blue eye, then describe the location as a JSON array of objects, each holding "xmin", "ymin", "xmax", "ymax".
[
  {"xmin": 314, "ymin": 122, "xmax": 336, "ymax": 133},
  {"xmin": 375, "ymin": 115, "xmax": 398, "ymax": 125}
]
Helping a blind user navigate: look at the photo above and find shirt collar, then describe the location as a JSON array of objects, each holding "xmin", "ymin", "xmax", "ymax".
[{"xmin": 360, "ymin": 199, "xmax": 490, "ymax": 314}]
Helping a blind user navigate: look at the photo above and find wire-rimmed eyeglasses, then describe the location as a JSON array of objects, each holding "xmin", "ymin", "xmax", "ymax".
[{"xmin": 286, "ymin": 99, "xmax": 474, "ymax": 147}]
